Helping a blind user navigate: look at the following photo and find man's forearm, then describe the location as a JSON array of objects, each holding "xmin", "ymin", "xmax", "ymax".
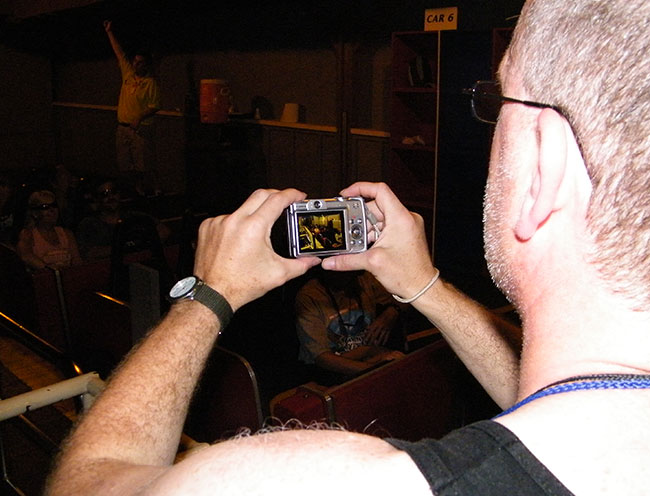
[
  {"xmin": 105, "ymin": 29, "xmax": 126, "ymax": 63},
  {"xmin": 47, "ymin": 188, "xmax": 322, "ymax": 495},
  {"xmin": 47, "ymin": 301, "xmax": 222, "ymax": 494},
  {"xmin": 413, "ymin": 278, "xmax": 521, "ymax": 408},
  {"xmin": 315, "ymin": 350, "xmax": 374, "ymax": 376},
  {"xmin": 132, "ymin": 106, "xmax": 159, "ymax": 127},
  {"xmin": 141, "ymin": 106, "xmax": 160, "ymax": 119}
]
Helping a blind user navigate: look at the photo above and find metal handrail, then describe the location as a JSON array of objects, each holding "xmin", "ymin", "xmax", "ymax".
[
  {"xmin": 0, "ymin": 373, "xmax": 105, "ymax": 422},
  {"xmin": 0, "ymin": 311, "xmax": 82, "ymax": 379}
]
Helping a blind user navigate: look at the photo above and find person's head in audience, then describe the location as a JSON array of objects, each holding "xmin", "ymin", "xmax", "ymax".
[
  {"xmin": 27, "ymin": 190, "xmax": 59, "ymax": 228},
  {"xmin": 93, "ymin": 179, "xmax": 122, "ymax": 219},
  {"xmin": 317, "ymin": 267, "xmax": 363, "ymax": 294},
  {"xmin": 17, "ymin": 189, "xmax": 82, "ymax": 270}
]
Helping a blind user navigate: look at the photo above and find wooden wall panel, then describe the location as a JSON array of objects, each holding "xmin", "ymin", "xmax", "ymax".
[
  {"xmin": 54, "ymin": 106, "xmax": 115, "ymax": 177},
  {"xmin": 52, "ymin": 105, "xmax": 389, "ymax": 201},
  {"xmin": 348, "ymin": 135, "xmax": 389, "ymax": 185},
  {"xmin": 264, "ymin": 128, "xmax": 295, "ymax": 190},
  {"xmin": 293, "ymin": 132, "xmax": 326, "ymax": 196},
  {"xmin": 320, "ymin": 134, "xmax": 342, "ymax": 196}
]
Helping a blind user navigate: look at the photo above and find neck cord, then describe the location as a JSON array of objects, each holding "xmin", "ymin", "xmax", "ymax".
[
  {"xmin": 323, "ymin": 283, "xmax": 364, "ymax": 333},
  {"xmin": 494, "ymin": 373, "xmax": 650, "ymax": 419}
]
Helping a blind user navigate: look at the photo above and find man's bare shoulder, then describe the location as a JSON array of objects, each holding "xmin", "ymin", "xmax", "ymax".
[{"xmin": 144, "ymin": 428, "xmax": 431, "ymax": 496}]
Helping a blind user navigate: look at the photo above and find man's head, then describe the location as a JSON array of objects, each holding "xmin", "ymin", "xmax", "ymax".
[
  {"xmin": 94, "ymin": 179, "xmax": 121, "ymax": 213},
  {"xmin": 487, "ymin": 0, "xmax": 650, "ymax": 309},
  {"xmin": 317, "ymin": 267, "xmax": 364, "ymax": 294},
  {"xmin": 132, "ymin": 51, "xmax": 153, "ymax": 77}
]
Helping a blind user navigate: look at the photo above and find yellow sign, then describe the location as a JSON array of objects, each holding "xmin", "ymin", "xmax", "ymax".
[{"xmin": 424, "ymin": 7, "xmax": 458, "ymax": 31}]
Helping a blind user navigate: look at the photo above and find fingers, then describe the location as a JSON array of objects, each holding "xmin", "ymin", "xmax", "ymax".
[
  {"xmin": 321, "ymin": 251, "xmax": 368, "ymax": 272},
  {"xmin": 365, "ymin": 326, "xmax": 389, "ymax": 346},
  {"xmin": 322, "ymin": 182, "xmax": 435, "ymax": 299},
  {"xmin": 192, "ymin": 188, "xmax": 319, "ymax": 311},
  {"xmin": 339, "ymin": 181, "xmax": 385, "ymax": 199},
  {"xmin": 232, "ymin": 188, "xmax": 278, "ymax": 216},
  {"xmin": 254, "ymin": 188, "xmax": 307, "ymax": 227},
  {"xmin": 279, "ymin": 255, "xmax": 322, "ymax": 282},
  {"xmin": 339, "ymin": 182, "xmax": 401, "ymax": 220},
  {"xmin": 234, "ymin": 188, "xmax": 305, "ymax": 223}
]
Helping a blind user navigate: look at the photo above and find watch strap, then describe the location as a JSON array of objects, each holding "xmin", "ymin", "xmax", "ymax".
[{"xmin": 193, "ymin": 279, "xmax": 234, "ymax": 329}]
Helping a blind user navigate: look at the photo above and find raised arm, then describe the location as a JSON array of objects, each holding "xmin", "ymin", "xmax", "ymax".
[
  {"xmin": 322, "ymin": 182, "xmax": 521, "ymax": 408},
  {"xmin": 46, "ymin": 189, "xmax": 320, "ymax": 496},
  {"xmin": 103, "ymin": 20, "xmax": 128, "ymax": 66}
]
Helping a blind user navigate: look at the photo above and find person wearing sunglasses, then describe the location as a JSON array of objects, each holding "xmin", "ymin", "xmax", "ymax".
[
  {"xmin": 47, "ymin": 1, "xmax": 649, "ymax": 495},
  {"xmin": 17, "ymin": 190, "xmax": 82, "ymax": 271}
]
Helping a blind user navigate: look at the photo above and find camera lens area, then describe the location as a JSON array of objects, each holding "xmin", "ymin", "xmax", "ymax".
[{"xmin": 312, "ymin": 200, "xmax": 323, "ymax": 209}]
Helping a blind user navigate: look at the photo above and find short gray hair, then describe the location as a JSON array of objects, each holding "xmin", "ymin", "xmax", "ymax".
[{"xmin": 509, "ymin": 0, "xmax": 650, "ymax": 308}]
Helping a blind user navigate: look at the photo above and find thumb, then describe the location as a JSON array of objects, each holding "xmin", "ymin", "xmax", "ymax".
[{"xmin": 321, "ymin": 253, "xmax": 366, "ymax": 272}]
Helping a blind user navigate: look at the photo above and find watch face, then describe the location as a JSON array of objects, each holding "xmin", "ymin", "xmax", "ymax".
[{"xmin": 169, "ymin": 276, "xmax": 198, "ymax": 299}]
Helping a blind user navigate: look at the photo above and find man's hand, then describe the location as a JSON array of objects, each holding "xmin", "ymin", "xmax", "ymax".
[
  {"xmin": 364, "ymin": 306, "xmax": 399, "ymax": 346},
  {"xmin": 322, "ymin": 182, "xmax": 437, "ymax": 302},
  {"xmin": 103, "ymin": 20, "xmax": 112, "ymax": 32},
  {"xmin": 193, "ymin": 188, "xmax": 320, "ymax": 311}
]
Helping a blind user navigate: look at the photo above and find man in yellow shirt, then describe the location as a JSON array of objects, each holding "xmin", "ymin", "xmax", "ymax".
[{"xmin": 104, "ymin": 20, "xmax": 161, "ymax": 196}]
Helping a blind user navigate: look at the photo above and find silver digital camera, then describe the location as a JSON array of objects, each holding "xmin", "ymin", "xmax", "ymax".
[{"xmin": 286, "ymin": 197, "xmax": 368, "ymax": 258}]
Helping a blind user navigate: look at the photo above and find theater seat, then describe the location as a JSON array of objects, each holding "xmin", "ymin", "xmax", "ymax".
[
  {"xmin": 271, "ymin": 338, "xmax": 489, "ymax": 441},
  {"xmin": 110, "ymin": 213, "xmax": 175, "ymax": 301},
  {"xmin": 184, "ymin": 346, "xmax": 263, "ymax": 442}
]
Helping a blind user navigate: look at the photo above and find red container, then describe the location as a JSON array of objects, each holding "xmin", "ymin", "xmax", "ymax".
[{"xmin": 199, "ymin": 79, "xmax": 230, "ymax": 124}]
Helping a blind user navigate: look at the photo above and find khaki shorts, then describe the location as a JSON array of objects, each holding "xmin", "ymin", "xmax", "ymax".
[{"xmin": 116, "ymin": 123, "xmax": 155, "ymax": 173}]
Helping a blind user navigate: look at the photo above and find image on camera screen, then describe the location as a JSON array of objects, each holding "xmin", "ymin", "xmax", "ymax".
[{"xmin": 297, "ymin": 210, "xmax": 346, "ymax": 254}]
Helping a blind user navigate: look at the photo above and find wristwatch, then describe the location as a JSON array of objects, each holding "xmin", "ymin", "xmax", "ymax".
[{"xmin": 168, "ymin": 276, "xmax": 233, "ymax": 329}]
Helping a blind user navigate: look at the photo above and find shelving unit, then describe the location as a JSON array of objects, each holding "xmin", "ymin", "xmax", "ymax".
[{"xmin": 388, "ymin": 30, "xmax": 441, "ymax": 248}]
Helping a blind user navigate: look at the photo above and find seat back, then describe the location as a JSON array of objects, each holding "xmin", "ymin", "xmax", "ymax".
[
  {"xmin": 0, "ymin": 244, "xmax": 70, "ymax": 349},
  {"xmin": 0, "ymin": 244, "xmax": 36, "ymax": 330},
  {"xmin": 67, "ymin": 290, "xmax": 132, "ymax": 378},
  {"xmin": 272, "ymin": 338, "xmax": 468, "ymax": 441},
  {"xmin": 184, "ymin": 346, "xmax": 263, "ymax": 442},
  {"xmin": 327, "ymin": 339, "xmax": 460, "ymax": 439},
  {"xmin": 110, "ymin": 213, "xmax": 174, "ymax": 300}
]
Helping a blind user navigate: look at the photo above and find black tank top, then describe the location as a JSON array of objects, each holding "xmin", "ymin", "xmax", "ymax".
[{"xmin": 387, "ymin": 420, "xmax": 574, "ymax": 495}]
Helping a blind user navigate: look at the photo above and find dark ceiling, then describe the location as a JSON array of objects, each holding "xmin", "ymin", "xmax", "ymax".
[{"xmin": 0, "ymin": 0, "xmax": 522, "ymax": 60}]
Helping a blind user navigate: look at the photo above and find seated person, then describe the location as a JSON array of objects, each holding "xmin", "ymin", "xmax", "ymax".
[
  {"xmin": 296, "ymin": 268, "xmax": 405, "ymax": 383},
  {"xmin": 16, "ymin": 190, "xmax": 82, "ymax": 270},
  {"xmin": 76, "ymin": 178, "xmax": 170, "ymax": 261}
]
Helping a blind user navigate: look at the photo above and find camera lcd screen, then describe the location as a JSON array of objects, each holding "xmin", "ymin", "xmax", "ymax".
[{"xmin": 297, "ymin": 210, "xmax": 346, "ymax": 254}]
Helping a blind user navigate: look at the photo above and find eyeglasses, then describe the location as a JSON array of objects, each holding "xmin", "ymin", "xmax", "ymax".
[{"xmin": 462, "ymin": 80, "xmax": 565, "ymax": 124}]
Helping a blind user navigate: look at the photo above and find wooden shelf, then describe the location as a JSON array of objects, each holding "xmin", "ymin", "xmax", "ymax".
[
  {"xmin": 389, "ymin": 30, "xmax": 440, "ymax": 236},
  {"xmin": 390, "ymin": 143, "xmax": 435, "ymax": 153},
  {"xmin": 392, "ymin": 87, "xmax": 437, "ymax": 94}
]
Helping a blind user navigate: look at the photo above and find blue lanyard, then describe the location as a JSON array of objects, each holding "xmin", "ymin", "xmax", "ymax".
[{"xmin": 494, "ymin": 374, "xmax": 650, "ymax": 419}]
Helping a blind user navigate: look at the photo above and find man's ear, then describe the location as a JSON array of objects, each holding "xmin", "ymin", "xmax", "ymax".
[{"xmin": 514, "ymin": 108, "xmax": 568, "ymax": 241}]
